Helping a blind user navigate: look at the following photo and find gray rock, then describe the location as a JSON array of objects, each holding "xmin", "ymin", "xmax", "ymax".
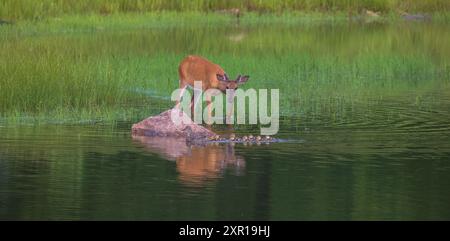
[{"xmin": 132, "ymin": 109, "xmax": 215, "ymax": 141}]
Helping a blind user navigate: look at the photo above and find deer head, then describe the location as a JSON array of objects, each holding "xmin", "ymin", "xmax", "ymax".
[{"xmin": 217, "ymin": 74, "xmax": 250, "ymax": 102}]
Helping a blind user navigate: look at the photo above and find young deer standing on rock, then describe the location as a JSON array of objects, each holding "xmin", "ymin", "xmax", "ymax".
[{"xmin": 175, "ymin": 55, "xmax": 249, "ymax": 123}]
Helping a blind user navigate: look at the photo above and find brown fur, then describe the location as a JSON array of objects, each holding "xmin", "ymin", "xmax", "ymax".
[
  {"xmin": 177, "ymin": 55, "xmax": 249, "ymax": 121},
  {"xmin": 178, "ymin": 55, "xmax": 226, "ymax": 90}
]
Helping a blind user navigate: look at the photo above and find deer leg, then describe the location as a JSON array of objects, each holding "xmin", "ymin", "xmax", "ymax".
[
  {"xmin": 186, "ymin": 88, "xmax": 202, "ymax": 120},
  {"xmin": 206, "ymin": 93, "xmax": 212, "ymax": 124},
  {"xmin": 189, "ymin": 87, "xmax": 202, "ymax": 121},
  {"xmin": 175, "ymin": 85, "xmax": 187, "ymax": 109},
  {"xmin": 190, "ymin": 94, "xmax": 195, "ymax": 118},
  {"xmin": 226, "ymin": 100, "xmax": 234, "ymax": 124}
]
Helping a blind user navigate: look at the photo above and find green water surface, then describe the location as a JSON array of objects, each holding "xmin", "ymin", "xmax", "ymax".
[{"xmin": 1, "ymin": 15, "xmax": 450, "ymax": 220}]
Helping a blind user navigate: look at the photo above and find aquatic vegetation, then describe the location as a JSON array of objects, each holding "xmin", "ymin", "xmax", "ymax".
[
  {"xmin": 0, "ymin": 13, "xmax": 449, "ymax": 124},
  {"xmin": 1, "ymin": 0, "xmax": 450, "ymax": 20}
]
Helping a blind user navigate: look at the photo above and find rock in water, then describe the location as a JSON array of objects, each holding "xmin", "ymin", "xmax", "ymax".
[{"xmin": 131, "ymin": 109, "xmax": 216, "ymax": 141}]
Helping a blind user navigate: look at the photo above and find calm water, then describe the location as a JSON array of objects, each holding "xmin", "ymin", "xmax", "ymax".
[
  {"xmin": 1, "ymin": 92, "xmax": 450, "ymax": 220},
  {"xmin": 1, "ymin": 18, "xmax": 450, "ymax": 220}
]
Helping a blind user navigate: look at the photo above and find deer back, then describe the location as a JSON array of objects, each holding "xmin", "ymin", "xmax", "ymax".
[{"xmin": 178, "ymin": 55, "xmax": 226, "ymax": 90}]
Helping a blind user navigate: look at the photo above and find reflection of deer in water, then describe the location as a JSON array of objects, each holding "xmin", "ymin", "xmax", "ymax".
[
  {"xmin": 177, "ymin": 143, "xmax": 245, "ymax": 185},
  {"xmin": 132, "ymin": 136, "xmax": 245, "ymax": 186}
]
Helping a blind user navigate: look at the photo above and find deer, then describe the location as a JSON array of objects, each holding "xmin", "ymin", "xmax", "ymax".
[{"xmin": 175, "ymin": 55, "xmax": 249, "ymax": 123}]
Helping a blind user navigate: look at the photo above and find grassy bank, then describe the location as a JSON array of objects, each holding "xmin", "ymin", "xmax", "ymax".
[
  {"xmin": 0, "ymin": 12, "xmax": 449, "ymax": 124},
  {"xmin": 1, "ymin": 0, "xmax": 450, "ymax": 21}
]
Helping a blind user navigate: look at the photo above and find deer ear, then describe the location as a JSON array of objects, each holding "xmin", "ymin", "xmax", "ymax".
[
  {"xmin": 217, "ymin": 74, "xmax": 227, "ymax": 82},
  {"xmin": 237, "ymin": 75, "xmax": 250, "ymax": 84}
]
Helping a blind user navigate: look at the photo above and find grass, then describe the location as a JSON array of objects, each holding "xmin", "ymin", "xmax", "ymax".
[
  {"xmin": 1, "ymin": 0, "xmax": 450, "ymax": 21},
  {"xmin": 0, "ymin": 12, "xmax": 449, "ymax": 124}
]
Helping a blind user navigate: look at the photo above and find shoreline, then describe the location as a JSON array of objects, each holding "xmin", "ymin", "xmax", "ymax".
[
  {"xmin": 0, "ymin": 12, "xmax": 449, "ymax": 125},
  {"xmin": 1, "ymin": 0, "xmax": 450, "ymax": 20},
  {"xmin": 1, "ymin": 11, "xmax": 449, "ymax": 36}
]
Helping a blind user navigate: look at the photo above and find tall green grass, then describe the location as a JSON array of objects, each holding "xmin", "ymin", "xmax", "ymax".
[
  {"xmin": 0, "ymin": 13, "xmax": 449, "ymax": 123},
  {"xmin": 1, "ymin": 0, "xmax": 450, "ymax": 21}
]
